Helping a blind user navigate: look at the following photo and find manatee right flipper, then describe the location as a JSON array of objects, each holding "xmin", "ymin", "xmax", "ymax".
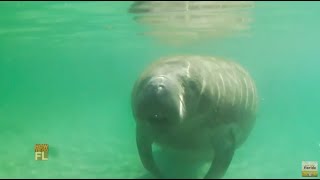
[
  {"xmin": 204, "ymin": 127, "xmax": 236, "ymax": 179},
  {"xmin": 136, "ymin": 124, "xmax": 164, "ymax": 178}
]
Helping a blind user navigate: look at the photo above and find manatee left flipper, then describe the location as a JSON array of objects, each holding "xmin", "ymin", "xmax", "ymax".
[
  {"xmin": 136, "ymin": 124, "xmax": 164, "ymax": 178},
  {"xmin": 204, "ymin": 128, "xmax": 236, "ymax": 179}
]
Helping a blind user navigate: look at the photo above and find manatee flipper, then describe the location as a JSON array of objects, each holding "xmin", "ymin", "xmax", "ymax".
[
  {"xmin": 136, "ymin": 124, "xmax": 163, "ymax": 178},
  {"xmin": 204, "ymin": 127, "xmax": 236, "ymax": 179}
]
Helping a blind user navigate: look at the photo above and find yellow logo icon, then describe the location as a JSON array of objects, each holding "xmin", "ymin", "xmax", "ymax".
[
  {"xmin": 302, "ymin": 161, "xmax": 318, "ymax": 177},
  {"xmin": 34, "ymin": 144, "xmax": 49, "ymax": 161}
]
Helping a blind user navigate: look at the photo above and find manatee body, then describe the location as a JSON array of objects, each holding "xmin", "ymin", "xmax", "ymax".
[{"xmin": 131, "ymin": 55, "xmax": 258, "ymax": 179}]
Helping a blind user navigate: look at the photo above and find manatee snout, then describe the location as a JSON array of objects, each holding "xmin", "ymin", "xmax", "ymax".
[
  {"xmin": 146, "ymin": 78, "xmax": 168, "ymax": 98},
  {"xmin": 133, "ymin": 76, "xmax": 182, "ymax": 128}
]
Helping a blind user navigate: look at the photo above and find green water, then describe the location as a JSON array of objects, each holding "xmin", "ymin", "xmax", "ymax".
[{"xmin": 0, "ymin": 1, "xmax": 319, "ymax": 179}]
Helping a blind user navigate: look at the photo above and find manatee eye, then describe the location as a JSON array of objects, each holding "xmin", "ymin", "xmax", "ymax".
[{"xmin": 150, "ymin": 114, "xmax": 168, "ymax": 123}]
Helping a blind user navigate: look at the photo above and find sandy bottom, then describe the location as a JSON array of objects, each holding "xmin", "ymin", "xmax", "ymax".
[{"xmin": 0, "ymin": 113, "xmax": 318, "ymax": 179}]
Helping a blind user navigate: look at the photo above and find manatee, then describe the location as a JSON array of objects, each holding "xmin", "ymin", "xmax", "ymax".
[{"xmin": 131, "ymin": 55, "xmax": 258, "ymax": 179}]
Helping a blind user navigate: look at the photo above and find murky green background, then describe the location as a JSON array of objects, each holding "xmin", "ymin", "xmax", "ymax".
[{"xmin": 0, "ymin": 1, "xmax": 319, "ymax": 179}]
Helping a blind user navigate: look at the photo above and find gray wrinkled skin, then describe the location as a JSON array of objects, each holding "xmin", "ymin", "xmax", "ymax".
[{"xmin": 131, "ymin": 55, "xmax": 258, "ymax": 178}]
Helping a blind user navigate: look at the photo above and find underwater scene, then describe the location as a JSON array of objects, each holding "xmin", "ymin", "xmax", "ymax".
[{"xmin": 0, "ymin": 1, "xmax": 319, "ymax": 179}]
